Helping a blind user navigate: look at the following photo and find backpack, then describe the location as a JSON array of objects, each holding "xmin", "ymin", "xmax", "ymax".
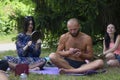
[
  {"xmin": 15, "ymin": 64, "xmax": 29, "ymax": 76},
  {"xmin": 0, "ymin": 60, "xmax": 9, "ymax": 71}
]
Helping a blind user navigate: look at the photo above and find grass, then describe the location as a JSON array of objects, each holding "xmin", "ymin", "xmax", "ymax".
[
  {"xmin": 0, "ymin": 49, "xmax": 120, "ymax": 80},
  {"xmin": 0, "ymin": 33, "xmax": 17, "ymax": 44}
]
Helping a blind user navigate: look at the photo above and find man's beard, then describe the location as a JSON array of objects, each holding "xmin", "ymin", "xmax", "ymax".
[{"xmin": 70, "ymin": 30, "xmax": 79, "ymax": 37}]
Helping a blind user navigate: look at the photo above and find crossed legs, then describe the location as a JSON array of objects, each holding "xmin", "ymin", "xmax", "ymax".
[
  {"xmin": 105, "ymin": 53, "xmax": 120, "ymax": 67},
  {"xmin": 8, "ymin": 60, "xmax": 46, "ymax": 70},
  {"xmin": 49, "ymin": 53, "xmax": 73, "ymax": 69},
  {"xmin": 49, "ymin": 53, "xmax": 104, "ymax": 74}
]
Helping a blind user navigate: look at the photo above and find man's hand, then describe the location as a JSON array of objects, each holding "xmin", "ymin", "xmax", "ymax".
[
  {"xmin": 73, "ymin": 51, "xmax": 82, "ymax": 57},
  {"xmin": 69, "ymin": 48, "xmax": 80, "ymax": 54},
  {"xmin": 69, "ymin": 48, "xmax": 82, "ymax": 57}
]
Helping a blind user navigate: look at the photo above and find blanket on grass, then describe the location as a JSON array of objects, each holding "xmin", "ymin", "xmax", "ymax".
[{"xmin": 29, "ymin": 67, "xmax": 106, "ymax": 76}]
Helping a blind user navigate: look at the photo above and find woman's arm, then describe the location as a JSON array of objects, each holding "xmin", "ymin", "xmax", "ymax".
[
  {"xmin": 23, "ymin": 41, "xmax": 32, "ymax": 50},
  {"xmin": 33, "ymin": 39, "xmax": 41, "ymax": 57},
  {"xmin": 16, "ymin": 33, "xmax": 30, "ymax": 57},
  {"xmin": 103, "ymin": 40, "xmax": 107, "ymax": 52},
  {"xmin": 35, "ymin": 39, "xmax": 41, "ymax": 50}
]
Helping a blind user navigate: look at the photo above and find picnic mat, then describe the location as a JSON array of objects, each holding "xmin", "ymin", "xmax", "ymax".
[
  {"xmin": 30, "ymin": 67, "xmax": 59, "ymax": 75},
  {"xmin": 29, "ymin": 67, "xmax": 106, "ymax": 76}
]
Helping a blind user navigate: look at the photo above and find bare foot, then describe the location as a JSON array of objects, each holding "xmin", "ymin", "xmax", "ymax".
[{"xmin": 59, "ymin": 68, "xmax": 68, "ymax": 74}]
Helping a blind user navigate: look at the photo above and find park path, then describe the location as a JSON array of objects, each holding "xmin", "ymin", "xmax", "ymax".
[{"xmin": 0, "ymin": 43, "xmax": 16, "ymax": 52}]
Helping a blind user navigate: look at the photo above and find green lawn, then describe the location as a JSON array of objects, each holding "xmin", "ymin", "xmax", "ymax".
[
  {"xmin": 0, "ymin": 34, "xmax": 17, "ymax": 44},
  {"xmin": 0, "ymin": 49, "xmax": 120, "ymax": 80}
]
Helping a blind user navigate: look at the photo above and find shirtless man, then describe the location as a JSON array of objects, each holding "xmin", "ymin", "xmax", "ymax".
[{"xmin": 49, "ymin": 18, "xmax": 104, "ymax": 74}]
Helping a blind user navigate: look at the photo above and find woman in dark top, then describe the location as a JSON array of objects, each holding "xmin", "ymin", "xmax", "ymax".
[
  {"xmin": 5, "ymin": 16, "xmax": 46, "ymax": 70},
  {"xmin": 16, "ymin": 16, "xmax": 40, "ymax": 57}
]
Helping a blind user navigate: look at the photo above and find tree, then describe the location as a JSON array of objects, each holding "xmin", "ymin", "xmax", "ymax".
[
  {"xmin": 32, "ymin": 0, "xmax": 120, "ymax": 47},
  {"xmin": 1, "ymin": 0, "xmax": 120, "ymax": 48},
  {"xmin": 32, "ymin": 0, "xmax": 102, "ymax": 47}
]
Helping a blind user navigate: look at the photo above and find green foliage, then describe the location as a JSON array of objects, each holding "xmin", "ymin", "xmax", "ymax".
[
  {"xmin": 0, "ymin": 34, "xmax": 17, "ymax": 43},
  {"xmin": 33, "ymin": 0, "xmax": 120, "ymax": 47},
  {"xmin": 33, "ymin": 0, "xmax": 106, "ymax": 47},
  {"xmin": 1, "ymin": 0, "xmax": 120, "ymax": 48},
  {"xmin": 0, "ymin": 0, "xmax": 35, "ymax": 35}
]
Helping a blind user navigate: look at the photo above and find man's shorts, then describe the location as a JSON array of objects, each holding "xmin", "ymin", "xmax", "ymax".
[
  {"xmin": 115, "ymin": 54, "xmax": 120, "ymax": 62},
  {"xmin": 64, "ymin": 58, "xmax": 86, "ymax": 68}
]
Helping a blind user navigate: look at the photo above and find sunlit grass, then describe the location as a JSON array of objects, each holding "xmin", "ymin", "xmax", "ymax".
[{"xmin": 0, "ymin": 33, "xmax": 17, "ymax": 44}]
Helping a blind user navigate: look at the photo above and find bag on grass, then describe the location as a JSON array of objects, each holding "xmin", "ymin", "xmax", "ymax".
[{"xmin": 15, "ymin": 64, "xmax": 29, "ymax": 76}]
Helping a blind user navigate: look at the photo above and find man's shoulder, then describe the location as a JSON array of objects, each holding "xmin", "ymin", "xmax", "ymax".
[
  {"xmin": 81, "ymin": 32, "xmax": 91, "ymax": 37},
  {"xmin": 81, "ymin": 32, "xmax": 92, "ymax": 39},
  {"xmin": 60, "ymin": 32, "xmax": 69, "ymax": 38}
]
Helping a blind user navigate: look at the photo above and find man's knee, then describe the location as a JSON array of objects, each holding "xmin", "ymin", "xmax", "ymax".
[
  {"xmin": 49, "ymin": 53, "xmax": 58, "ymax": 62},
  {"xmin": 95, "ymin": 59, "xmax": 104, "ymax": 68}
]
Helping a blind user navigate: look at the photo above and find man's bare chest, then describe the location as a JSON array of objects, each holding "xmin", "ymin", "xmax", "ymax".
[{"xmin": 65, "ymin": 38, "xmax": 85, "ymax": 50}]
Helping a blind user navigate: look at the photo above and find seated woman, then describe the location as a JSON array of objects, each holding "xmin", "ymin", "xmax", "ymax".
[
  {"xmin": 103, "ymin": 24, "xmax": 120, "ymax": 67},
  {"xmin": 5, "ymin": 16, "xmax": 46, "ymax": 70}
]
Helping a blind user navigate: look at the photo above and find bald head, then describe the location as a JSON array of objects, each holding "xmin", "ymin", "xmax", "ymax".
[
  {"xmin": 67, "ymin": 18, "xmax": 80, "ymax": 27},
  {"xmin": 67, "ymin": 18, "xmax": 80, "ymax": 37}
]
